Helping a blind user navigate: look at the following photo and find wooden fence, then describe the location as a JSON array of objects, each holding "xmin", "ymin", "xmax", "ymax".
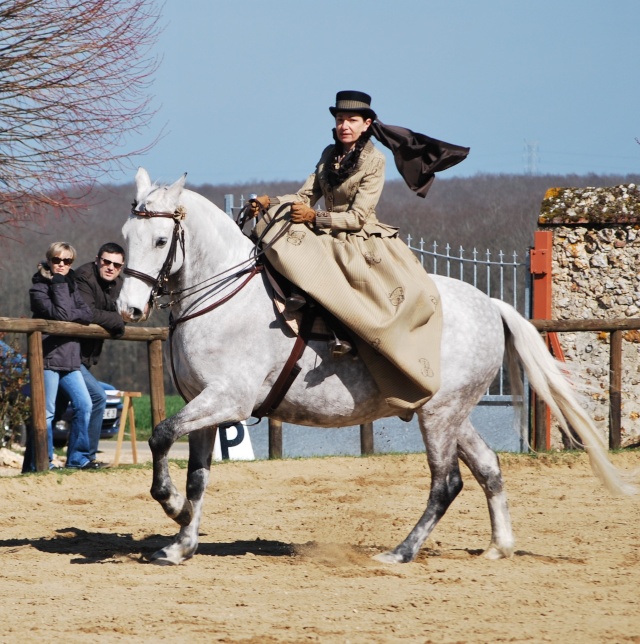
[
  {"xmin": 2, "ymin": 315, "xmax": 639, "ymax": 470},
  {"xmin": 0, "ymin": 317, "xmax": 167, "ymax": 472},
  {"xmin": 530, "ymin": 317, "xmax": 640, "ymax": 451}
]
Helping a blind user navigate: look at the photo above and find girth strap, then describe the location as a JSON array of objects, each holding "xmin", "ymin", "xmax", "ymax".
[{"xmin": 252, "ymin": 307, "xmax": 316, "ymax": 420}]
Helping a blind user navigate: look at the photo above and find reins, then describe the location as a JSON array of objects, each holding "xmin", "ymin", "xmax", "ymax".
[{"xmin": 166, "ymin": 264, "xmax": 263, "ymax": 401}]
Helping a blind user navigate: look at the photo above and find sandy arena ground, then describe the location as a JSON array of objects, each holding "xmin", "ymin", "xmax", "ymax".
[{"xmin": 1, "ymin": 450, "xmax": 640, "ymax": 642}]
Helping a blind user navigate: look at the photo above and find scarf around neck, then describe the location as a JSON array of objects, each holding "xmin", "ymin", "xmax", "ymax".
[{"xmin": 370, "ymin": 120, "xmax": 469, "ymax": 198}]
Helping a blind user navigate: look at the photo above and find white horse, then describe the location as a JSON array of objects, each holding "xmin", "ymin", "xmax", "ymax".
[{"xmin": 118, "ymin": 168, "xmax": 637, "ymax": 566}]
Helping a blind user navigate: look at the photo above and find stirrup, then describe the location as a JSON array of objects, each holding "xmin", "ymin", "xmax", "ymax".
[
  {"xmin": 284, "ymin": 293, "xmax": 307, "ymax": 312},
  {"xmin": 328, "ymin": 337, "xmax": 353, "ymax": 359}
]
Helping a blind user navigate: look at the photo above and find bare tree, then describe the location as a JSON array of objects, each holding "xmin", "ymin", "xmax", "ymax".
[{"xmin": 0, "ymin": 0, "xmax": 162, "ymax": 238}]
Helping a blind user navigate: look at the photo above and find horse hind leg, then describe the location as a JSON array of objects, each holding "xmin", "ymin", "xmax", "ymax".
[
  {"xmin": 374, "ymin": 408, "xmax": 464, "ymax": 564},
  {"xmin": 150, "ymin": 427, "xmax": 216, "ymax": 565},
  {"xmin": 456, "ymin": 417, "xmax": 515, "ymax": 559}
]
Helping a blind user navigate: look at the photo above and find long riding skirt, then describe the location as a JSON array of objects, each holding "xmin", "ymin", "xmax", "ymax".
[{"xmin": 256, "ymin": 212, "xmax": 442, "ymax": 411}]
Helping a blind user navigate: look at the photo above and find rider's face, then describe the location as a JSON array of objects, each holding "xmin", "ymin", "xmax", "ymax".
[{"xmin": 335, "ymin": 112, "xmax": 371, "ymax": 151}]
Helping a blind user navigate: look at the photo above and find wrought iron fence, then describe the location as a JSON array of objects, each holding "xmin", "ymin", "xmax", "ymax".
[
  {"xmin": 406, "ymin": 236, "xmax": 531, "ymax": 401},
  {"xmin": 406, "ymin": 236, "xmax": 530, "ymax": 316}
]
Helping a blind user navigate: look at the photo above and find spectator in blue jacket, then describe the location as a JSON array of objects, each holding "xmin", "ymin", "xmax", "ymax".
[{"xmin": 27, "ymin": 242, "xmax": 96, "ymax": 470}]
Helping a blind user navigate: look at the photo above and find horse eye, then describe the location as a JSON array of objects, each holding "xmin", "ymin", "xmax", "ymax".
[{"xmin": 155, "ymin": 237, "xmax": 168, "ymax": 248}]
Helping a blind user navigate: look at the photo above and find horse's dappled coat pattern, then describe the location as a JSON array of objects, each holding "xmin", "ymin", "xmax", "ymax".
[{"xmin": 117, "ymin": 167, "xmax": 637, "ymax": 566}]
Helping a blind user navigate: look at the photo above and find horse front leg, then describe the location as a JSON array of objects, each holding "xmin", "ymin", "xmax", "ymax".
[
  {"xmin": 149, "ymin": 415, "xmax": 195, "ymax": 526},
  {"xmin": 374, "ymin": 408, "xmax": 463, "ymax": 564},
  {"xmin": 150, "ymin": 427, "xmax": 216, "ymax": 565}
]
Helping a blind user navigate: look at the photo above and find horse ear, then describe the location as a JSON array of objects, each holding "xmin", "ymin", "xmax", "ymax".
[
  {"xmin": 135, "ymin": 167, "xmax": 152, "ymax": 201},
  {"xmin": 166, "ymin": 173, "xmax": 187, "ymax": 203}
]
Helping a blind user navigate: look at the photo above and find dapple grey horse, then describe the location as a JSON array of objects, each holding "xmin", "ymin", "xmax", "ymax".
[{"xmin": 118, "ymin": 168, "xmax": 636, "ymax": 566}]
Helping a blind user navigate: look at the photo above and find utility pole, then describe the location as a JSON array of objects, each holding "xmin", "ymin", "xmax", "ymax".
[{"xmin": 523, "ymin": 140, "xmax": 540, "ymax": 175}]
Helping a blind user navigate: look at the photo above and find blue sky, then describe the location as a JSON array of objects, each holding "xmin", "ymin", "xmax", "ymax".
[{"xmin": 121, "ymin": 0, "xmax": 640, "ymax": 187}]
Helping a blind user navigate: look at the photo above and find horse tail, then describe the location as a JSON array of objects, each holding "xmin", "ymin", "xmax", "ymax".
[{"xmin": 491, "ymin": 298, "xmax": 638, "ymax": 497}]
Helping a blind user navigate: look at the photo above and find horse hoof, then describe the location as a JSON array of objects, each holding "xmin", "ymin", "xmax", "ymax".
[
  {"xmin": 372, "ymin": 550, "xmax": 405, "ymax": 564},
  {"xmin": 149, "ymin": 548, "xmax": 184, "ymax": 566},
  {"xmin": 483, "ymin": 545, "xmax": 513, "ymax": 560},
  {"xmin": 149, "ymin": 556, "xmax": 180, "ymax": 566}
]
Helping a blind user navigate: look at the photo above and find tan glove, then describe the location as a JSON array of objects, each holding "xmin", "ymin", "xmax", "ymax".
[
  {"xmin": 249, "ymin": 195, "xmax": 270, "ymax": 217},
  {"xmin": 290, "ymin": 203, "xmax": 316, "ymax": 224}
]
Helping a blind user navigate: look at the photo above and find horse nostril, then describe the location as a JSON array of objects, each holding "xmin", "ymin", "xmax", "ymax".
[{"xmin": 131, "ymin": 307, "xmax": 143, "ymax": 319}]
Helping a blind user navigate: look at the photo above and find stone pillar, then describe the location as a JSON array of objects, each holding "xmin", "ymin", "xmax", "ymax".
[{"xmin": 538, "ymin": 183, "xmax": 640, "ymax": 448}]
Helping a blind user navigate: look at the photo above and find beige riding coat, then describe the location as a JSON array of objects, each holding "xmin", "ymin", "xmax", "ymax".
[{"xmin": 256, "ymin": 140, "xmax": 442, "ymax": 411}]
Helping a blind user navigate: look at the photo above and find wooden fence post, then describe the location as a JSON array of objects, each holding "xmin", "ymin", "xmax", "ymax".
[
  {"xmin": 268, "ymin": 419, "xmax": 282, "ymax": 459},
  {"xmin": 27, "ymin": 331, "xmax": 48, "ymax": 472},
  {"xmin": 147, "ymin": 339, "xmax": 166, "ymax": 430},
  {"xmin": 609, "ymin": 330, "xmax": 622, "ymax": 450},
  {"xmin": 360, "ymin": 422, "xmax": 374, "ymax": 455}
]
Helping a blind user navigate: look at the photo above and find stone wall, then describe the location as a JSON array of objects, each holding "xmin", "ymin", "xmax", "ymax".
[{"xmin": 539, "ymin": 184, "xmax": 640, "ymax": 448}]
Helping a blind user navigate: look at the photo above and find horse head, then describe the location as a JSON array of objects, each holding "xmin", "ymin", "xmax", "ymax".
[{"xmin": 118, "ymin": 167, "xmax": 188, "ymax": 322}]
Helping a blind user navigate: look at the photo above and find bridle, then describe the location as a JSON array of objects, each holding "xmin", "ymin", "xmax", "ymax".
[
  {"xmin": 124, "ymin": 205, "xmax": 188, "ymax": 312},
  {"xmin": 124, "ymin": 203, "xmax": 265, "ymax": 321},
  {"xmin": 124, "ymin": 200, "xmax": 290, "ymax": 315}
]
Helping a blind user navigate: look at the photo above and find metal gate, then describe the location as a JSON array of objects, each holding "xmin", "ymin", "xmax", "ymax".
[{"xmin": 406, "ymin": 236, "xmax": 531, "ymax": 397}]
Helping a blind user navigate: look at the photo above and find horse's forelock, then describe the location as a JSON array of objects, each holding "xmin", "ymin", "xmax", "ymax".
[{"xmin": 137, "ymin": 181, "xmax": 179, "ymax": 213}]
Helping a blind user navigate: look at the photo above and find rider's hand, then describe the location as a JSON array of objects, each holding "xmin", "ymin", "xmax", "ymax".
[
  {"xmin": 290, "ymin": 203, "xmax": 316, "ymax": 224},
  {"xmin": 249, "ymin": 195, "xmax": 270, "ymax": 217}
]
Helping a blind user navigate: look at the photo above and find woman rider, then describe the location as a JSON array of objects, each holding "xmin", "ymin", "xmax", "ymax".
[{"xmin": 252, "ymin": 91, "xmax": 468, "ymax": 414}]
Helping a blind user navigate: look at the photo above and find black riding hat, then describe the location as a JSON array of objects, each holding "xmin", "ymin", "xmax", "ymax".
[{"xmin": 329, "ymin": 90, "xmax": 377, "ymax": 121}]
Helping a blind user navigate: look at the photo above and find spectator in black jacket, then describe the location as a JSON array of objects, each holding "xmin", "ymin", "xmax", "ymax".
[
  {"xmin": 27, "ymin": 242, "xmax": 94, "ymax": 470},
  {"xmin": 74, "ymin": 242, "xmax": 126, "ymax": 463}
]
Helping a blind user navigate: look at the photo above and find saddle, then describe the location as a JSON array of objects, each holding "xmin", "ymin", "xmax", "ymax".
[
  {"xmin": 251, "ymin": 261, "xmax": 357, "ymax": 420},
  {"xmin": 262, "ymin": 260, "xmax": 356, "ymax": 359}
]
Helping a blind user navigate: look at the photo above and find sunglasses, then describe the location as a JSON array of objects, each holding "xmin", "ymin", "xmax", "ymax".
[
  {"xmin": 100, "ymin": 257, "xmax": 123, "ymax": 269},
  {"xmin": 51, "ymin": 257, "xmax": 73, "ymax": 266}
]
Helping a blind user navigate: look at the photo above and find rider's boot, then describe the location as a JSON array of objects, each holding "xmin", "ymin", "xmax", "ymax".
[{"xmin": 284, "ymin": 293, "xmax": 307, "ymax": 312}]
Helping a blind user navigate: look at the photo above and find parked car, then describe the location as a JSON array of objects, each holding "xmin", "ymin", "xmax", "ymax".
[{"xmin": 52, "ymin": 382, "xmax": 124, "ymax": 448}]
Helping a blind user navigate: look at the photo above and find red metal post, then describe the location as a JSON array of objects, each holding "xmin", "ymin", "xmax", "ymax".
[{"xmin": 530, "ymin": 231, "xmax": 553, "ymax": 450}]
